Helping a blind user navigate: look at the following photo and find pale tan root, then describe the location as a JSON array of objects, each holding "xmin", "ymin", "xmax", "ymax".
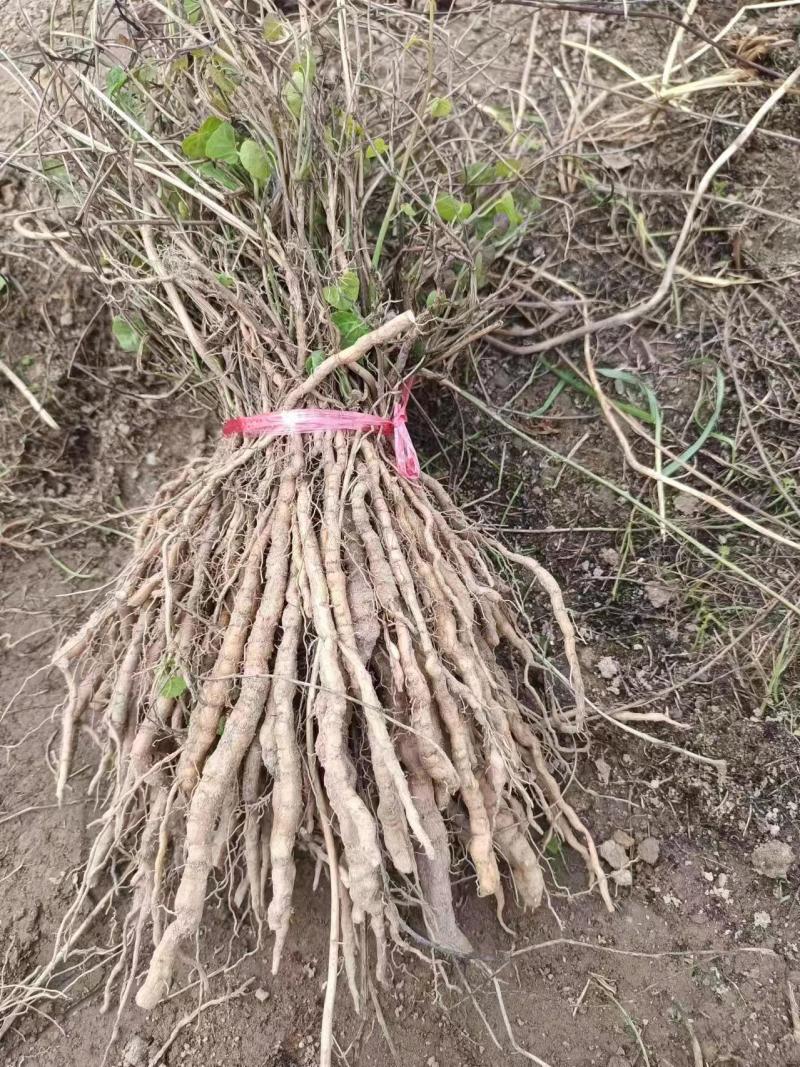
[
  {"xmin": 127, "ymin": 535, "xmax": 184, "ymax": 608},
  {"xmin": 399, "ymin": 736, "xmax": 473, "ymax": 955},
  {"xmin": 395, "ymin": 517, "xmax": 516, "ymax": 820},
  {"xmin": 125, "ymin": 506, "xmax": 216, "ymax": 784},
  {"xmin": 108, "ymin": 607, "xmax": 152, "ymax": 750},
  {"xmin": 151, "ymin": 781, "xmax": 181, "ymax": 944},
  {"xmin": 211, "ymin": 784, "xmax": 238, "ymax": 869},
  {"xmin": 56, "ymin": 664, "xmax": 104, "ymax": 803},
  {"xmin": 359, "ymin": 446, "xmax": 501, "ymax": 900},
  {"xmin": 297, "ymin": 481, "xmax": 383, "ymax": 926},
  {"xmin": 339, "ymin": 874, "xmax": 360, "ymax": 1012},
  {"xmin": 343, "ymin": 522, "xmax": 381, "ymax": 661},
  {"xmin": 528, "ymin": 737, "xmax": 613, "ymax": 912},
  {"xmin": 321, "ymin": 437, "xmax": 414, "ymax": 874},
  {"xmin": 242, "ymin": 739, "xmax": 264, "ymax": 919},
  {"xmin": 135, "ymin": 453, "xmax": 297, "ymax": 1009},
  {"xmin": 323, "ymin": 437, "xmax": 434, "ymax": 871},
  {"xmin": 47, "ymin": 427, "xmax": 609, "ymax": 1019},
  {"xmin": 486, "ymin": 539, "xmax": 587, "ymax": 732},
  {"xmin": 176, "ymin": 516, "xmax": 271, "ymax": 794},
  {"xmin": 263, "ymin": 570, "xmax": 303, "ymax": 973},
  {"xmin": 350, "ymin": 481, "xmax": 458, "ymax": 794},
  {"xmin": 259, "ymin": 806, "xmax": 272, "ymax": 916},
  {"xmin": 494, "ymin": 803, "xmax": 545, "ymax": 911}
]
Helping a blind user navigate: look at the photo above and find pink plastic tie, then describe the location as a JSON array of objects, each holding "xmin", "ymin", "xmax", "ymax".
[{"xmin": 222, "ymin": 380, "xmax": 420, "ymax": 481}]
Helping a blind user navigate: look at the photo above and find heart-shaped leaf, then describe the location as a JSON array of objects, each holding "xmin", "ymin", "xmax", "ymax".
[
  {"xmin": 331, "ymin": 309, "xmax": 369, "ymax": 348},
  {"xmin": 112, "ymin": 315, "xmax": 144, "ymax": 353},
  {"xmin": 366, "ymin": 136, "xmax": 389, "ymax": 159},
  {"xmin": 435, "ymin": 194, "xmax": 471, "ymax": 223},
  {"xmin": 181, "ymin": 116, "xmax": 222, "ymax": 159},
  {"xmin": 338, "ymin": 270, "xmax": 359, "ymax": 303},
  {"xmin": 262, "ymin": 15, "xmax": 288, "ymax": 43},
  {"xmin": 238, "ymin": 139, "xmax": 271, "ymax": 182},
  {"xmin": 305, "ymin": 350, "xmax": 326, "ymax": 375},
  {"xmin": 204, "ymin": 121, "xmax": 238, "ymax": 163},
  {"xmin": 428, "ymin": 96, "xmax": 453, "ymax": 120},
  {"xmin": 161, "ymin": 674, "xmax": 188, "ymax": 699}
]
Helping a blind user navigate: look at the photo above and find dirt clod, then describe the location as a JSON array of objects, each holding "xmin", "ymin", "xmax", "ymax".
[
  {"xmin": 595, "ymin": 758, "xmax": 611, "ymax": 785},
  {"xmin": 644, "ymin": 581, "xmax": 673, "ymax": 609},
  {"xmin": 597, "ymin": 656, "xmax": 620, "ymax": 680},
  {"xmin": 613, "ymin": 829, "xmax": 635, "ymax": 850},
  {"xmin": 122, "ymin": 1035, "xmax": 148, "ymax": 1067},
  {"xmin": 752, "ymin": 841, "xmax": 794, "ymax": 880},
  {"xmin": 673, "ymin": 492, "xmax": 700, "ymax": 517},
  {"xmin": 599, "ymin": 840, "xmax": 628, "ymax": 870},
  {"xmin": 637, "ymin": 838, "xmax": 661, "ymax": 866}
]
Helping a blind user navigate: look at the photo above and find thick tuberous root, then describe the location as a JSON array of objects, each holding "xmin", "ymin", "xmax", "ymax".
[
  {"xmin": 49, "ymin": 429, "xmax": 607, "ymax": 1015},
  {"xmin": 16, "ymin": 0, "xmax": 618, "ymax": 1037}
]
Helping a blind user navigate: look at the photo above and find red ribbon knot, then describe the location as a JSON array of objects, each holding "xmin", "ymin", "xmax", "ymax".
[{"xmin": 222, "ymin": 380, "xmax": 420, "ymax": 481}]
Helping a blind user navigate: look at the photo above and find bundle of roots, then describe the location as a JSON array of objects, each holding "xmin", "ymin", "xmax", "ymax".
[{"xmin": 12, "ymin": 0, "xmax": 614, "ymax": 1029}]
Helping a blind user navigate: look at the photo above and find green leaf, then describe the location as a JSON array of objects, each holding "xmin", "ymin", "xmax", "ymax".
[
  {"xmin": 106, "ymin": 65, "xmax": 128, "ymax": 97},
  {"xmin": 425, "ymin": 290, "xmax": 443, "ymax": 310},
  {"xmin": 331, "ymin": 309, "xmax": 369, "ymax": 348},
  {"xmin": 493, "ymin": 158, "xmax": 524, "ymax": 180},
  {"xmin": 217, "ymin": 715, "xmax": 227, "ymax": 736},
  {"xmin": 464, "ymin": 161, "xmax": 494, "ymax": 187},
  {"xmin": 204, "ymin": 120, "xmax": 238, "ymax": 163},
  {"xmin": 0, "ymin": 276, "xmax": 7, "ymax": 295},
  {"xmin": 491, "ymin": 190, "xmax": 523, "ymax": 227},
  {"xmin": 473, "ymin": 215, "xmax": 495, "ymax": 241},
  {"xmin": 210, "ymin": 62, "xmax": 238, "ymax": 97},
  {"xmin": 428, "ymin": 96, "xmax": 453, "ymax": 120},
  {"xmin": 161, "ymin": 674, "xmax": 188, "ymax": 699},
  {"xmin": 292, "ymin": 51, "xmax": 316, "ymax": 84},
  {"xmin": 181, "ymin": 115, "xmax": 222, "ymax": 159},
  {"xmin": 323, "ymin": 271, "xmax": 359, "ymax": 310},
  {"xmin": 323, "ymin": 285, "xmax": 345, "ymax": 309},
  {"xmin": 238, "ymin": 138, "xmax": 271, "ymax": 182},
  {"xmin": 365, "ymin": 136, "xmax": 389, "ymax": 159},
  {"xmin": 336, "ymin": 368, "xmax": 352, "ymax": 400},
  {"xmin": 398, "ymin": 202, "xmax": 415, "ymax": 218},
  {"xmin": 341, "ymin": 114, "xmax": 365, "ymax": 138},
  {"xmin": 664, "ymin": 366, "xmax": 725, "ymax": 477},
  {"xmin": 262, "ymin": 15, "xmax": 288, "ymax": 43},
  {"xmin": 544, "ymin": 835, "xmax": 565, "ymax": 859},
  {"xmin": 197, "ymin": 161, "xmax": 243, "ymax": 191},
  {"xmin": 112, "ymin": 315, "xmax": 143, "ymax": 353},
  {"xmin": 435, "ymin": 194, "xmax": 472, "ymax": 224},
  {"xmin": 339, "ymin": 270, "xmax": 359, "ymax": 303},
  {"xmin": 133, "ymin": 60, "xmax": 158, "ymax": 87},
  {"xmin": 216, "ymin": 272, "xmax": 235, "ymax": 289},
  {"xmin": 305, "ymin": 350, "xmax": 326, "ymax": 375},
  {"xmin": 283, "ymin": 71, "xmax": 305, "ymax": 119},
  {"xmin": 183, "ymin": 0, "xmax": 201, "ymax": 24}
]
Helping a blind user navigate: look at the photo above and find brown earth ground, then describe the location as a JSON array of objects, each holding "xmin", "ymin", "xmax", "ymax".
[{"xmin": 2, "ymin": 3, "xmax": 799, "ymax": 1066}]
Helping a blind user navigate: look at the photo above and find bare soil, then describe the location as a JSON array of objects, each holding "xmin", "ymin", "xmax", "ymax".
[{"xmin": 2, "ymin": 4, "xmax": 799, "ymax": 1066}]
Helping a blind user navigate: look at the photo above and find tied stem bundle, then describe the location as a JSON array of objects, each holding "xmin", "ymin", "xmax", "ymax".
[{"xmin": 12, "ymin": 0, "xmax": 610, "ymax": 1033}]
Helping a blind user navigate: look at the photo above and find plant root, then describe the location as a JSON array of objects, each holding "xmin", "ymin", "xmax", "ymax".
[{"xmin": 38, "ymin": 426, "xmax": 602, "ymax": 1018}]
